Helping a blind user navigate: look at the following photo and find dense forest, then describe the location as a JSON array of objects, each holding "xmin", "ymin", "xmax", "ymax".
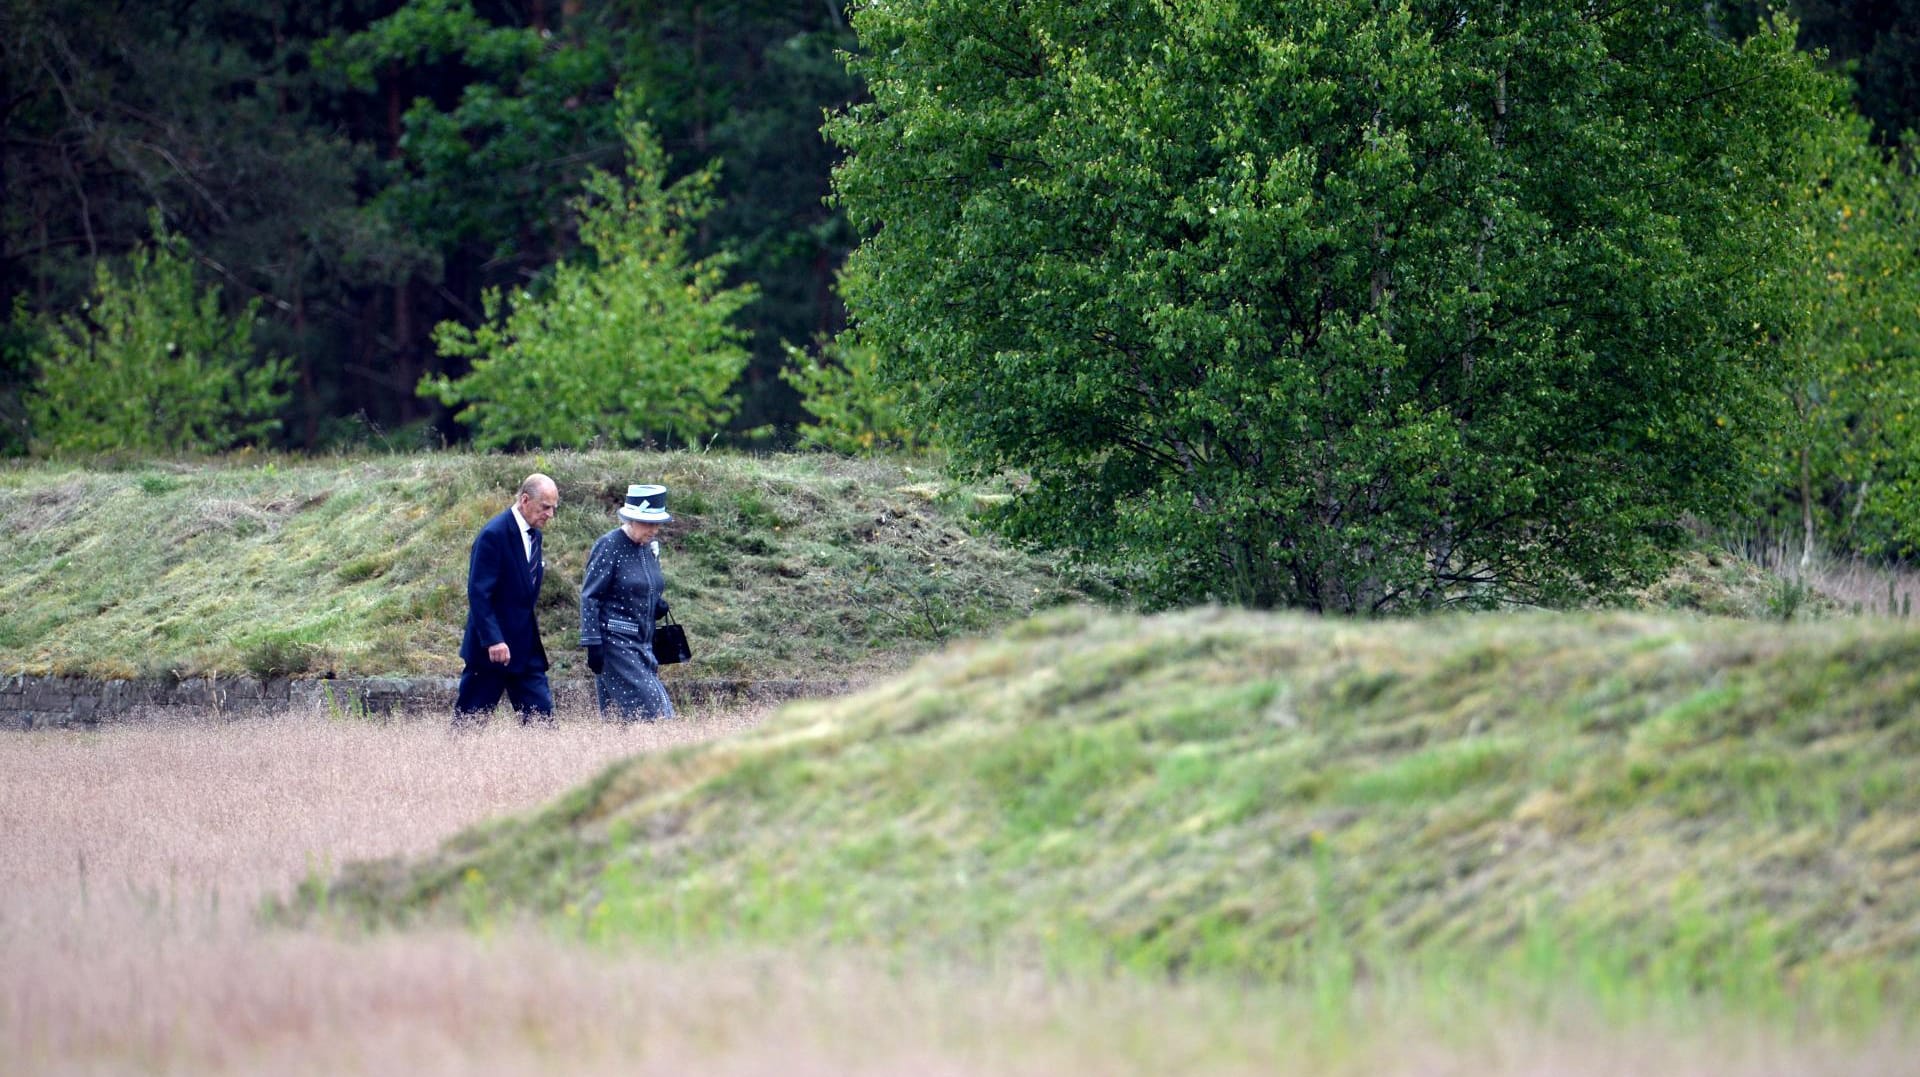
[
  {"xmin": 3, "ymin": 0, "xmax": 861, "ymax": 452},
  {"xmin": 5, "ymin": 0, "xmax": 1920, "ymax": 592},
  {"xmin": 3, "ymin": 0, "xmax": 1915, "ymax": 453}
]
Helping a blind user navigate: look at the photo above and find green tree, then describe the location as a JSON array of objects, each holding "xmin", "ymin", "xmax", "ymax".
[
  {"xmin": 0, "ymin": 318, "xmax": 34, "ymax": 456},
  {"xmin": 2, "ymin": 0, "xmax": 418, "ymax": 451},
  {"xmin": 831, "ymin": 1, "xmax": 1841, "ymax": 613},
  {"xmin": 22, "ymin": 215, "xmax": 291, "ymax": 455},
  {"xmin": 623, "ymin": 1, "xmax": 863, "ymax": 434},
  {"xmin": 1757, "ymin": 113, "xmax": 1920, "ymax": 562},
  {"xmin": 5, "ymin": 1, "xmax": 863, "ymax": 450},
  {"xmin": 322, "ymin": 0, "xmax": 617, "ymax": 268},
  {"xmin": 780, "ymin": 331, "xmax": 929, "ymax": 454},
  {"xmin": 324, "ymin": 0, "xmax": 863, "ymax": 443},
  {"xmin": 1716, "ymin": 0, "xmax": 1920, "ymax": 144},
  {"xmin": 420, "ymin": 112, "xmax": 755, "ymax": 449}
]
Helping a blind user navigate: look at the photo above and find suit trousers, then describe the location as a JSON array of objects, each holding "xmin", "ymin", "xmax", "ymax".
[{"xmin": 454, "ymin": 664, "xmax": 554, "ymax": 724}]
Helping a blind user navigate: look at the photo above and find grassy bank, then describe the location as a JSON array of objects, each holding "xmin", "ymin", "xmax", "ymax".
[
  {"xmin": 0, "ymin": 451, "xmax": 1097, "ymax": 680},
  {"xmin": 312, "ymin": 605, "xmax": 1920, "ymax": 1020}
]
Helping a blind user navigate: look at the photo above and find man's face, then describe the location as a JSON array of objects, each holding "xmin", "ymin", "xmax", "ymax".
[{"xmin": 520, "ymin": 485, "xmax": 558, "ymax": 529}]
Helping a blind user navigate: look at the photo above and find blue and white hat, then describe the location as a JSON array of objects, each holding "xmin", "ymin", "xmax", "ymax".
[{"xmin": 618, "ymin": 484, "xmax": 671, "ymax": 523}]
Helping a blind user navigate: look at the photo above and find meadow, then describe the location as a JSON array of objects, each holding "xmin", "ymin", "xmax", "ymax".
[
  {"xmin": 5, "ymin": 453, "xmax": 1920, "ymax": 1074},
  {"xmin": 4, "ymin": 699, "xmax": 1913, "ymax": 1076}
]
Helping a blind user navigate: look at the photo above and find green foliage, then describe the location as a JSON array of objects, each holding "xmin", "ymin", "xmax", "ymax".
[
  {"xmin": 6, "ymin": 3, "xmax": 863, "ymax": 451},
  {"xmin": 779, "ymin": 332, "xmax": 930, "ymax": 453},
  {"xmin": 617, "ymin": 3, "xmax": 865, "ymax": 432},
  {"xmin": 1766, "ymin": 575, "xmax": 1814, "ymax": 621},
  {"xmin": 1752, "ymin": 110, "xmax": 1920, "ymax": 561},
  {"xmin": 0, "ymin": 314, "xmax": 40, "ymax": 457},
  {"xmin": 321, "ymin": 0, "xmax": 616, "ymax": 261},
  {"xmin": 830, "ymin": 2, "xmax": 1842, "ymax": 613},
  {"xmin": 4, "ymin": 1, "xmax": 421, "ymax": 452},
  {"xmin": 313, "ymin": 0, "xmax": 863, "ymax": 441},
  {"xmin": 1716, "ymin": 0, "xmax": 1920, "ymax": 144},
  {"xmin": 21, "ymin": 215, "xmax": 290, "ymax": 456},
  {"xmin": 420, "ymin": 109, "xmax": 756, "ymax": 449}
]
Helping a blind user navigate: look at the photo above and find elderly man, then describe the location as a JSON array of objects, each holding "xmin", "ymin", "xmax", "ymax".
[{"xmin": 454, "ymin": 473, "xmax": 558, "ymax": 724}]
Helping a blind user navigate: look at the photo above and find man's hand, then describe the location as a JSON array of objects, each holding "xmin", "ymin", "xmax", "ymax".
[
  {"xmin": 488, "ymin": 642, "xmax": 511, "ymax": 665},
  {"xmin": 586, "ymin": 644, "xmax": 604, "ymax": 674}
]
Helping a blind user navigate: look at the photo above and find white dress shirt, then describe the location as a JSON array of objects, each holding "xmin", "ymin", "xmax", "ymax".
[{"xmin": 510, "ymin": 504, "xmax": 535, "ymax": 563}]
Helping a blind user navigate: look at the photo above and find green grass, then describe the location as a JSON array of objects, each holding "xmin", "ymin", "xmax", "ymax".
[
  {"xmin": 17, "ymin": 450, "xmax": 1918, "ymax": 1046},
  {"xmin": 0, "ymin": 450, "xmax": 1101, "ymax": 678},
  {"xmin": 303, "ymin": 606, "xmax": 1920, "ymax": 1021}
]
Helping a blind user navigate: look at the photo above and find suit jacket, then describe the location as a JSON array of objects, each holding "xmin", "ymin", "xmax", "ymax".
[{"xmin": 459, "ymin": 508, "xmax": 548, "ymax": 674}]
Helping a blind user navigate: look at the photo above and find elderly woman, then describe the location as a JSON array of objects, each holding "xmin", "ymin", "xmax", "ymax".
[{"xmin": 579, "ymin": 484, "xmax": 676, "ymax": 721}]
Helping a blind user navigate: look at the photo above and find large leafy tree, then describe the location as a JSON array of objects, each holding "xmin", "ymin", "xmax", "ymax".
[
  {"xmin": 420, "ymin": 113, "xmax": 754, "ymax": 449},
  {"xmin": 831, "ymin": 1, "xmax": 1840, "ymax": 613}
]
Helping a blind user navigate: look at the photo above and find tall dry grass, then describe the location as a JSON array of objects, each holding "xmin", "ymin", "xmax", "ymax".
[
  {"xmin": 0, "ymin": 705, "xmax": 758, "ymax": 926},
  {"xmin": 1800, "ymin": 556, "xmax": 1920, "ymax": 618},
  {"xmin": 2, "ymin": 703, "xmax": 1913, "ymax": 1076},
  {"xmin": 1723, "ymin": 527, "xmax": 1920, "ymax": 618}
]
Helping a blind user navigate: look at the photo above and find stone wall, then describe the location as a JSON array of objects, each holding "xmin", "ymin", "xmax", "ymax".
[{"xmin": 0, "ymin": 673, "xmax": 851, "ymax": 730}]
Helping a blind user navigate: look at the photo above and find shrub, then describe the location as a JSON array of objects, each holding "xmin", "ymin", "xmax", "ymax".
[
  {"xmin": 780, "ymin": 333, "xmax": 931, "ymax": 454},
  {"xmin": 21, "ymin": 211, "xmax": 290, "ymax": 456},
  {"xmin": 421, "ymin": 101, "xmax": 754, "ymax": 450}
]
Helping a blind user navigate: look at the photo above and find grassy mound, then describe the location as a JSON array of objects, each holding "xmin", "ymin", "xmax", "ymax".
[
  {"xmin": 0, "ymin": 451, "xmax": 1097, "ymax": 679},
  {"xmin": 313, "ymin": 606, "xmax": 1920, "ymax": 1011}
]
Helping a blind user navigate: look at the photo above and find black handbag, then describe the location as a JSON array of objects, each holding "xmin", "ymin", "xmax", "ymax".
[{"xmin": 653, "ymin": 611, "xmax": 691, "ymax": 665}]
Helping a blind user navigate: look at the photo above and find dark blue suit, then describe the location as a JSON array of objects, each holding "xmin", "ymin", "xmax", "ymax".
[{"xmin": 454, "ymin": 507, "xmax": 552, "ymax": 721}]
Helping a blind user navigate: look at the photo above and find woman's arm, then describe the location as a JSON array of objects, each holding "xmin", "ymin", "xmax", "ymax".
[{"xmin": 578, "ymin": 537, "xmax": 612, "ymax": 645}]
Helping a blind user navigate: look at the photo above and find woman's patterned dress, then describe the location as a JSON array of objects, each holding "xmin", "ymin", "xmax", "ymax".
[{"xmin": 578, "ymin": 528, "xmax": 676, "ymax": 721}]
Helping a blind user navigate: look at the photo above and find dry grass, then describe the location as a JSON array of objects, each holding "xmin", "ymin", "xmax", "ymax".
[
  {"xmin": 2, "ymin": 702, "xmax": 1914, "ymax": 1076},
  {"xmin": 1800, "ymin": 556, "xmax": 1920, "ymax": 619},
  {"xmin": 0, "ymin": 701, "xmax": 759, "ymax": 923},
  {"xmin": 1720, "ymin": 529, "xmax": 1920, "ymax": 619}
]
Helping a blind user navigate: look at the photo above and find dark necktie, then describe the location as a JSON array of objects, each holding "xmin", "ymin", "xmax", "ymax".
[{"xmin": 529, "ymin": 527, "xmax": 543, "ymax": 587}]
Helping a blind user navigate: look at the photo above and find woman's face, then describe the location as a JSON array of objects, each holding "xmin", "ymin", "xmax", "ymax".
[{"xmin": 623, "ymin": 520, "xmax": 663, "ymax": 543}]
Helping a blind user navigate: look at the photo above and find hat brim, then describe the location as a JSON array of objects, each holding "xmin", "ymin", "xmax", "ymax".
[{"xmin": 618, "ymin": 507, "xmax": 671, "ymax": 523}]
